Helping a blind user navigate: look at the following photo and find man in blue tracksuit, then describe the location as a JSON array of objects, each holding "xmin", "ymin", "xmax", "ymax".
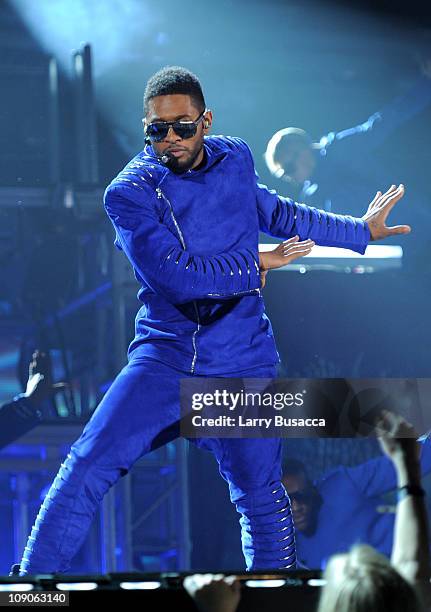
[{"xmin": 17, "ymin": 66, "xmax": 409, "ymax": 575}]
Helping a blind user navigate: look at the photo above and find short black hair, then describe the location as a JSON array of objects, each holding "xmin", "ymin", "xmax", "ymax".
[
  {"xmin": 144, "ymin": 66, "xmax": 206, "ymax": 115},
  {"xmin": 282, "ymin": 457, "xmax": 307, "ymax": 477}
]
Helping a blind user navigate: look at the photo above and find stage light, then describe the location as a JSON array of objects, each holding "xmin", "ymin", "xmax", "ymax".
[
  {"xmin": 259, "ymin": 244, "xmax": 403, "ymax": 273},
  {"xmin": 56, "ymin": 582, "xmax": 98, "ymax": 591},
  {"xmin": 245, "ymin": 579, "xmax": 286, "ymax": 588},
  {"xmin": 10, "ymin": 0, "xmax": 157, "ymax": 154},
  {"xmin": 10, "ymin": 0, "xmax": 155, "ymax": 77},
  {"xmin": 119, "ymin": 581, "xmax": 162, "ymax": 590},
  {"xmin": 259, "ymin": 244, "xmax": 403, "ymax": 260},
  {"xmin": 307, "ymin": 578, "xmax": 327, "ymax": 587},
  {"xmin": 0, "ymin": 584, "xmax": 34, "ymax": 592}
]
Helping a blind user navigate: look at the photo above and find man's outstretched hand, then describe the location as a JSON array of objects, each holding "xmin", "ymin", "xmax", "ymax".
[
  {"xmin": 362, "ymin": 184, "xmax": 411, "ymax": 241},
  {"xmin": 258, "ymin": 236, "xmax": 314, "ymax": 289},
  {"xmin": 259, "ymin": 236, "xmax": 314, "ymax": 272},
  {"xmin": 375, "ymin": 409, "xmax": 420, "ymax": 466},
  {"xmin": 24, "ymin": 350, "xmax": 67, "ymax": 410}
]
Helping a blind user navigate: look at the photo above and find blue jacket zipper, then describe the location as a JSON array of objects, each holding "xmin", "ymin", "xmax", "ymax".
[{"xmin": 156, "ymin": 186, "xmax": 201, "ymax": 374}]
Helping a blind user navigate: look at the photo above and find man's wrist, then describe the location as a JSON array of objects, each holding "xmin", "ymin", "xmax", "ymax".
[
  {"xmin": 12, "ymin": 394, "xmax": 43, "ymax": 421},
  {"xmin": 395, "ymin": 458, "xmax": 421, "ymax": 488},
  {"xmin": 364, "ymin": 219, "xmax": 374, "ymax": 242},
  {"xmin": 259, "ymin": 252, "xmax": 268, "ymax": 272},
  {"xmin": 397, "ymin": 484, "xmax": 425, "ymax": 502}
]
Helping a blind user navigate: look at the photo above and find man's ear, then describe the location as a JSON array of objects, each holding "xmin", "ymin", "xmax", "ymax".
[{"xmin": 203, "ymin": 110, "xmax": 213, "ymax": 132}]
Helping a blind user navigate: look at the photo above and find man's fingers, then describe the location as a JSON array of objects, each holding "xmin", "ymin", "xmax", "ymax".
[
  {"xmin": 381, "ymin": 184, "xmax": 398, "ymax": 198},
  {"xmin": 284, "ymin": 240, "xmax": 315, "ymax": 250},
  {"xmin": 282, "ymin": 239, "xmax": 314, "ymax": 250},
  {"xmin": 284, "ymin": 247, "xmax": 314, "ymax": 259},
  {"xmin": 373, "ymin": 184, "xmax": 401, "ymax": 210},
  {"xmin": 378, "ymin": 184, "xmax": 405, "ymax": 214},
  {"xmin": 282, "ymin": 235, "xmax": 300, "ymax": 245},
  {"xmin": 283, "ymin": 242, "xmax": 314, "ymax": 254},
  {"xmin": 368, "ymin": 190, "xmax": 382, "ymax": 210},
  {"xmin": 29, "ymin": 351, "xmax": 51, "ymax": 377},
  {"xmin": 385, "ymin": 224, "xmax": 411, "ymax": 236},
  {"xmin": 278, "ymin": 237, "xmax": 312, "ymax": 252},
  {"xmin": 371, "ymin": 184, "xmax": 397, "ymax": 211},
  {"xmin": 284, "ymin": 242, "xmax": 314, "ymax": 254}
]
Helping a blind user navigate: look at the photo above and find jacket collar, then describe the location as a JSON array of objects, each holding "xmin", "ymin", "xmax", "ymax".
[{"xmin": 140, "ymin": 137, "xmax": 227, "ymax": 177}]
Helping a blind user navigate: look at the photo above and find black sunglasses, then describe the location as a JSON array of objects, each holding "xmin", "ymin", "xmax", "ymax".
[
  {"xmin": 144, "ymin": 110, "xmax": 207, "ymax": 143},
  {"xmin": 288, "ymin": 489, "xmax": 315, "ymax": 505}
]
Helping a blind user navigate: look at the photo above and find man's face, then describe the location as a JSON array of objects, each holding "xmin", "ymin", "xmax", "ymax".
[
  {"xmin": 144, "ymin": 94, "xmax": 212, "ymax": 173},
  {"xmin": 279, "ymin": 141, "xmax": 316, "ymax": 184},
  {"xmin": 294, "ymin": 146, "xmax": 316, "ymax": 183},
  {"xmin": 282, "ymin": 472, "xmax": 318, "ymax": 534}
]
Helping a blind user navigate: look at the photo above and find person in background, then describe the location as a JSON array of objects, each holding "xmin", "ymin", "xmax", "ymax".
[
  {"xmin": 317, "ymin": 410, "xmax": 431, "ymax": 611},
  {"xmin": 264, "ymin": 64, "xmax": 431, "ymax": 217},
  {"xmin": 183, "ymin": 574, "xmax": 241, "ymax": 612},
  {"xmin": 184, "ymin": 411, "xmax": 431, "ymax": 611},
  {"xmin": 0, "ymin": 351, "xmax": 65, "ymax": 450},
  {"xmin": 281, "ymin": 431, "xmax": 431, "ymax": 569}
]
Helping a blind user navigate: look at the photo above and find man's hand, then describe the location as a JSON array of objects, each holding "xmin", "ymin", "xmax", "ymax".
[
  {"xmin": 362, "ymin": 184, "xmax": 411, "ymax": 241},
  {"xmin": 376, "ymin": 409, "xmax": 420, "ymax": 466},
  {"xmin": 183, "ymin": 574, "xmax": 241, "ymax": 612},
  {"xmin": 24, "ymin": 351, "xmax": 66, "ymax": 410},
  {"xmin": 259, "ymin": 236, "xmax": 314, "ymax": 272}
]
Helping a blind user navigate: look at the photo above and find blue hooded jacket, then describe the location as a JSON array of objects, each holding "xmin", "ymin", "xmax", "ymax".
[{"xmin": 104, "ymin": 135, "xmax": 370, "ymax": 374}]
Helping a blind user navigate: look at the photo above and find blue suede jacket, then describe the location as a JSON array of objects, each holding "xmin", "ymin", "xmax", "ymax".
[{"xmin": 104, "ymin": 135, "xmax": 370, "ymax": 374}]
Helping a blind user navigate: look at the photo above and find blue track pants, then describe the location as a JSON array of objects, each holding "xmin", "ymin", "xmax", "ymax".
[{"xmin": 20, "ymin": 357, "xmax": 296, "ymax": 573}]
